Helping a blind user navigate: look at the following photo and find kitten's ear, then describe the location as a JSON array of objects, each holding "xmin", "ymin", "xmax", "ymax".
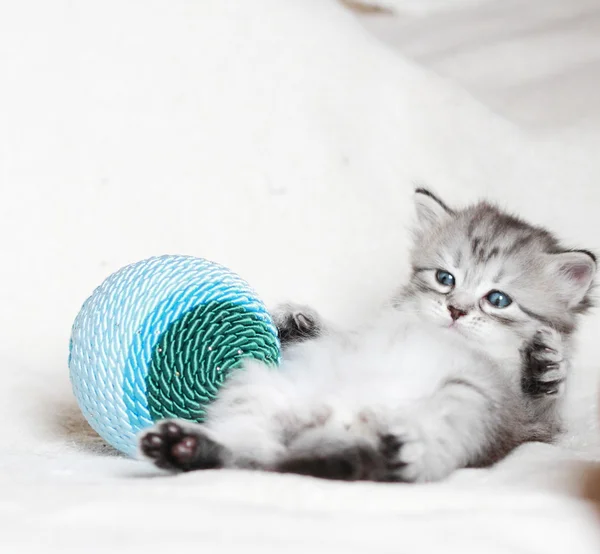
[
  {"xmin": 414, "ymin": 188, "xmax": 454, "ymax": 233},
  {"xmin": 547, "ymin": 250, "xmax": 596, "ymax": 307}
]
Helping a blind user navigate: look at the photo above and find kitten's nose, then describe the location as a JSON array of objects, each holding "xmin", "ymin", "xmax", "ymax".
[{"xmin": 448, "ymin": 305, "xmax": 467, "ymax": 321}]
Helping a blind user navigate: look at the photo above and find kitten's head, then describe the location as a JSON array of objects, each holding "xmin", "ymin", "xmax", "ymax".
[{"xmin": 399, "ymin": 188, "xmax": 596, "ymax": 356}]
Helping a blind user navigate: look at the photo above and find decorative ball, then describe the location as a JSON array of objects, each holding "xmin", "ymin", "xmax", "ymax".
[{"xmin": 69, "ymin": 255, "xmax": 280, "ymax": 457}]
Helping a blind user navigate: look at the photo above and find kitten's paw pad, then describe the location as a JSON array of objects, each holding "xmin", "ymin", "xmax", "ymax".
[
  {"xmin": 139, "ymin": 421, "xmax": 224, "ymax": 472},
  {"xmin": 524, "ymin": 328, "xmax": 566, "ymax": 396},
  {"xmin": 272, "ymin": 303, "xmax": 322, "ymax": 345}
]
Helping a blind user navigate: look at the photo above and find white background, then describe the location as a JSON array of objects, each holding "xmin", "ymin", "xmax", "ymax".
[{"xmin": 1, "ymin": 1, "xmax": 599, "ymax": 552}]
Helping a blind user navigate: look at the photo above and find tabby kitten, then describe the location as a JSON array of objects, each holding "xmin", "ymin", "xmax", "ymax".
[{"xmin": 139, "ymin": 189, "xmax": 595, "ymax": 482}]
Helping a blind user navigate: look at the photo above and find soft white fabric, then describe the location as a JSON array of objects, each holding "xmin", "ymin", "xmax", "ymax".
[
  {"xmin": 360, "ymin": 0, "xmax": 600, "ymax": 131},
  {"xmin": 1, "ymin": 0, "xmax": 599, "ymax": 551}
]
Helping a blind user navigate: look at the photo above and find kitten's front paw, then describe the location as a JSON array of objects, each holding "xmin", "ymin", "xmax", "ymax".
[
  {"xmin": 379, "ymin": 420, "xmax": 455, "ymax": 483},
  {"xmin": 272, "ymin": 303, "xmax": 322, "ymax": 346},
  {"xmin": 139, "ymin": 420, "xmax": 225, "ymax": 472},
  {"xmin": 522, "ymin": 327, "xmax": 566, "ymax": 397}
]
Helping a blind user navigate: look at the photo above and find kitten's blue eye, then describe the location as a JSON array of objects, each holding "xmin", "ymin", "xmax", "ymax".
[
  {"xmin": 435, "ymin": 270, "xmax": 455, "ymax": 287},
  {"xmin": 486, "ymin": 290, "xmax": 512, "ymax": 308}
]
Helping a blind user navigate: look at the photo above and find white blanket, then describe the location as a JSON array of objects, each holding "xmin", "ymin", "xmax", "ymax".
[{"xmin": 1, "ymin": 1, "xmax": 599, "ymax": 551}]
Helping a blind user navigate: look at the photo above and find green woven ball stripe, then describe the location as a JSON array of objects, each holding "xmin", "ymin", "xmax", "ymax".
[{"xmin": 146, "ymin": 301, "xmax": 279, "ymax": 422}]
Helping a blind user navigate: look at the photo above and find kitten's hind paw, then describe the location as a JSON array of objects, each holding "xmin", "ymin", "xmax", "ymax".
[
  {"xmin": 522, "ymin": 327, "xmax": 566, "ymax": 397},
  {"xmin": 272, "ymin": 303, "xmax": 322, "ymax": 347},
  {"xmin": 139, "ymin": 420, "xmax": 225, "ymax": 472},
  {"xmin": 378, "ymin": 418, "xmax": 456, "ymax": 483}
]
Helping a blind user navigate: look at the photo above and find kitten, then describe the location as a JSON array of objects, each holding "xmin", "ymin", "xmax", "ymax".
[
  {"xmin": 139, "ymin": 189, "xmax": 596, "ymax": 482},
  {"xmin": 400, "ymin": 189, "xmax": 597, "ymax": 441},
  {"xmin": 280, "ymin": 189, "xmax": 597, "ymax": 441}
]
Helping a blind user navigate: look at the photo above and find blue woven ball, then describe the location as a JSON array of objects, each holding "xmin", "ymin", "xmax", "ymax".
[{"xmin": 69, "ymin": 255, "xmax": 280, "ymax": 457}]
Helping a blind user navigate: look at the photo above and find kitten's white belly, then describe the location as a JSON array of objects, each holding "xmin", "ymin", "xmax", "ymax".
[{"xmin": 232, "ymin": 312, "xmax": 491, "ymax": 423}]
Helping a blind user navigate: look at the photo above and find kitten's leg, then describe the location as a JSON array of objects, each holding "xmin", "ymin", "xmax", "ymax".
[
  {"xmin": 272, "ymin": 303, "xmax": 323, "ymax": 348},
  {"xmin": 139, "ymin": 360, "xmax": 315, "ymax": 472},
  {"xmin": 139, "ymin": 415, "xmax": 287, "ymax": 472},
  {"xmin": 522, "ymin": 327, "xmax": 567, "ymax": 397},
  {"xmin": 276, "ymin": 424, "xmax": 385, "ymax": 481},
  {"xmin": 272, "ymin": 372, "xmax": 515, "ymax": 483},
  {"xmin": 378, "ymin": 377, "xmax": 517, "ymax": 483},
  {"xmin": 274, "ymin": 374, "xmax": 515, "ymax": 483}
]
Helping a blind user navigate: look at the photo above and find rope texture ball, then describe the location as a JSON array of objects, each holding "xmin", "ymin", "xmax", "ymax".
[{"xmin": 69, "ymin": 255, "xmax": 280, "ymax": 456}]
